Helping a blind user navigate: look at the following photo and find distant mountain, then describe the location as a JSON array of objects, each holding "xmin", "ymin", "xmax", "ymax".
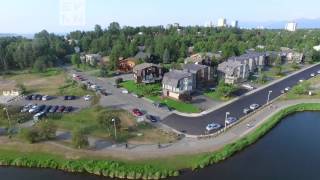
[
  {"xmin": 0, "ymin": 33, "xmax": 34, "ymax": 39},
  {"xmin": 241, "ymin": 18, "xmax": 320, "ymax": 29}
]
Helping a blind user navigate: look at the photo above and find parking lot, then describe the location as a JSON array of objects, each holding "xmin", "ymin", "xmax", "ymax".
[{"xmin": 9, "ymin": 94, "xmax": 91, "ymax": 112}]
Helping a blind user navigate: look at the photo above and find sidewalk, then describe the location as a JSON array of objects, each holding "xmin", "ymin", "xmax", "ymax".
[{"xmin": 46, "ymin": 99, "xmax": 320, "ymax": 159}]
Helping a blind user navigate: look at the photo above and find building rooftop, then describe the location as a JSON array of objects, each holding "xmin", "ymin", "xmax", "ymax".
[
  {"xmin": 163, "ymin": 70, "xmax": 191, "ymax": 87},
  {"xmin": 183, "ymin": 63, "xmax": 207, "ymax": 73},
  {"xmin": 133, "ymin": 63, "xmax": 161, "ymax": 72}
]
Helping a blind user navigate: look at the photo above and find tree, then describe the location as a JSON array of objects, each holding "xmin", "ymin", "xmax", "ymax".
[
  {"xmin": 291, "ymin": 81, "xmax": 311, "ymax": 95},
  {"xmin": 272, "ymin": 65, "xmax": 283, "ymax": 76},
  {"xmin": 19, "ymin": 128, "xmax": 39, "ymax": 143},
  {"xmin": 216, "ymin": 80, "xmax": 237, "ymax": 97},
  {"xmin": 71, "ymin": 128, "xmax": 89, "ymax": 149},
  {"xmin": 97, "ymin": 110, "xmax": 121, "ymax": 136},
  {"xmin": 99, "ymin": 64, "xmax": 108, "ymax": 77},
  {"xmin": 71, "ymin": 54, "xmax": 81, "ymax": 68},
  {"xmin": 257, "ymin": 72, "xmax": 267, "ymax": 84},
  {"xmin": 36, "ymin": 120, "xmax": 56, "ymax": 140},
  {"xmin": 163, "ymin": 48, "xmax": 170, "ymax": 64}
]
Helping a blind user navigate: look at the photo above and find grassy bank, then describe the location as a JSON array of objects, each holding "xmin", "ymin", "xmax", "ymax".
[
  {"xmin": 0, "ymin": 148, "xmax": 179, "ymax": 179},
  {"xmin": 191, "ymin": 103, "xmax": 320, "ymax": 169},
  {"xmin": 1, "ymin": 103, "xmax": 319, "ymax": 179}
]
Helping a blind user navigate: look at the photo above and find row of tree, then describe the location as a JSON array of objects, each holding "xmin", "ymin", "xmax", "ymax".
[{"xmin": 0, "ymin": 30, "xmax": 73, "ymax": 73}]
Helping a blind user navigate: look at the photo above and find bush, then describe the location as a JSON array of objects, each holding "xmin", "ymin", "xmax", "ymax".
[
  {"xmin": 115, "ymin": 78, "xmax": 123, "ymax": 85},
  {"xmin": 36, "ymin": 120, "xmax": 57, "ymax": 140},
  {"xmin": 179, "ymin": 92, "xmax": 192, "ymax": 102},
  {"xmin": 71, "ymin": 128, "xmax": 89, "ymax": 149},
  {"xmin": 19, "ymin": 128, "xmax": 39, "ymax": 143}
]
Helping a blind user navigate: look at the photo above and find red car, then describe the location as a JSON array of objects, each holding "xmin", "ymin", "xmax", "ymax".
[{"xmin": 132, "ymin": 108, "xmax": 143, "ymax": 116}]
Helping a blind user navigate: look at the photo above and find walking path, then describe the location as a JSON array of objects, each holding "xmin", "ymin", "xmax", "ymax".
[{"xmin": 46, "ymin": 98, "xmax": 320, "ymax": 159}]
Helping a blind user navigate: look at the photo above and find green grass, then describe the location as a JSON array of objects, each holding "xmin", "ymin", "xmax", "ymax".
[
  {"xmin": 57, "ymin": 80, "xmax": 95, "ymax": 97},
  {"xmin": 149, "ymin": 96, "xmax": 200, "ymax": 113},
  {"xmin": 1, "ymin": 103, "xmax": 320, "ymax": 179},
  {"xmin": 204, "ymin": 91, "xmax": 232, "ymax": 101},
  {"xmin": 120, "ymin": 80, "xmax": 200, "ymax": 113}
]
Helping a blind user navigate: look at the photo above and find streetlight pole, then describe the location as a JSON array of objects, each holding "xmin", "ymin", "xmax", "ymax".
[
  {"xmin": 3, "ymin": 107, "xmax": 12, "ymax": 134},
  {"xmin": 225, "ymin": 112, "xmax": 230, "ymax": 131},
  {"xmin": 112, "ymin": 118, "xmax": 117, "ymax": 139},
  {"xmin": 267, "ymin": 90, "xmax": 273, "ymax": 105}
]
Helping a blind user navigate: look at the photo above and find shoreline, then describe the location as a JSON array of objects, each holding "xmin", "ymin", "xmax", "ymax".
[{"xmin": 1, "ymin": 103, "xmax": 320, "ymax": 179}]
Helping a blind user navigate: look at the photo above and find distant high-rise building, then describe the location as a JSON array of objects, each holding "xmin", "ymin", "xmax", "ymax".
[
  {"xmin": 173, "ymin": 23, "xmax": 180, "ymax": 28},
  {"xmin": 205, "ymin": 21, "xmax": 213, "ymax": 27},
  {"xmin": 285, "ymin": 22, "xmax": 297, "ymax": 32},
  {"xmin": 231, "ymin": 20, "xmax": 238, "ymax": 28},
  {"xmin": 217, "ymin": 18, "xmax": 227, "ymax": 27}
]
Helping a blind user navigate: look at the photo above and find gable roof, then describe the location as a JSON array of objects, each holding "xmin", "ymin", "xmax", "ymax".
[
  {"xmin": 163, "ymin": 70, "xmax": 191, "ymax": 87},
  {"xmin": 183, "ymin": 63, "xmax": 207, "ymax": 73},
  {"xmin": 133, "ymin": 63, "xmax": 161, "ymax": 72},
  {"xmin": 218, "ymin": 60, "xmax": 243, "ymax": 76}
]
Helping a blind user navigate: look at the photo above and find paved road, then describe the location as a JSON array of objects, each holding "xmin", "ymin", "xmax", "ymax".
[
  {"xmin": 69, "ymin": 69, "xmax": 172, "ymax": 120},
  {"xmin": 163, "ymin": 64, "xmax": 320, "ymax": 135}
]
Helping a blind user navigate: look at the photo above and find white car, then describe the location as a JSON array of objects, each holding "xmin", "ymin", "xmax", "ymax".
[
  {"xmin": 317, "ymin": 70, "xmax": 320, "ymax": 74},
  {"xmin": 284, "ymin": 87, "xmax": 290, "ymax": 91},
  {"xmin": 242, "ymin": 84, "xmax": 254, "ymax": 90},
  {"xmin": 72, "ymin": 74, "xmax": 79, "ymax": 78},
  {"xmin": 42, "ymin": 95, "xmax": 51, "ymax": 101},
  {"xmin": 299, "ymin": 79, "xmax": 304, "ymax": 83},
  {"xmin": 90, "ymin": 84, "xmax": 97, "ymax": 89},
  {"xmin": 28, "ymin": 105, "xmax": 39, "ymax": 113},
  {"xmin": 250, "ymin": 104, "xmax": 260, "ymax": 110},
  {"xmin": 226, "ymin": 117, "xmax": 238, "ymax": 125},
  {"xmin": 206, "ymin": 123, "xmax": 221, "ymax": 131},
  {"xmin": 84, "ymin": 95, "xmax": 91, "ymax": 101},
  {"xmin": 310, "ymin": 73, "xmax": 315, "ymax": 77},
  {"xmin": 21, "ymin": 103, "xmax": 33, "ymax": 113},
  {"xmin": 121, "ymin": 89, "xmax": 129, "ymax": 94}
]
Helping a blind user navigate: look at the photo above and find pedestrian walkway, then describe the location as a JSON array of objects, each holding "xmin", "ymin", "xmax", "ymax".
[{"xmin": 47, "ymin": 99, "xmax": 320, "ymax": 159}]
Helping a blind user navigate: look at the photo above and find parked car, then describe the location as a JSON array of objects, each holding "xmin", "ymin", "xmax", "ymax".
[
  {"xmin": 100, "ymin": 90, "xmax": 108, "ymax": 96},
  {"xmin": 243, "ymin": 108, "xmax": 252, "ymax": 114},
  {"xmin": 132, "ymin": 93, "xmax": 142, "ymax": 98},
  {"xmin": 84, "ymin": 95, "xmax": 91, "ymax": 101},
  {"xmin": 42, "ymin": 95, "xmax": 52, "ymax": 101},
  {"xmin": 42, "ymin": 105, "xmax": 52, "ymax": 113},
  {"xmin": 35, "ymin": 95, "xmax": 43, "ymax": 101},
  {"xmin": 146, "ymin": 115, "xmax": 157, "ymax": 123},
  {"xmin": 226, "ymin": 117, "xmax": 238, "ymax": 125},
  {"xmin": 206, "ymin": 123, "xmax": 221, "ymax": 131},
  {"xmin": 25, "ymin": 95, "xmax": 33, "ymax": 100},
  {"xmin": 72, "ymin": 74, "xmax": 79, "ymax": 78},
  {"xmin": 250, "ymin": 104, "xmax": 260, "ymax": 110},
  {"xmin": 299, "ymin": 79, "xmax": 304, "ymax": 83},
  {"xmin": 132, "ymin": 108, "xmax": 143, "ymax": 116},
  {"xmin": 49, "ymin": 105, "xmax": 59, "ymax": 113},
  {"xmin": 33, "ymin": 111, "xmax": 46, "ymax": 121},
  {"xmin": 21, "ymin": 103, "xmax": 33, "ymax": 113},
  {"xmin": 310, "ymin": 73, "xmax": 316, "ymax": 77},
  {"xmin": 317, "ymin": 70, "xmax": 320, "ymax": 74},
  {"xmin": 64, "ymin": 95, "xmax": 75, "ymax": 100},
  {"xmin": 28, "ymin": 105, "xmax": 39, "ymax": 113},
  {"xmin": 63, "ymin": 106, "xmax": 73, "ymax": 113},
  {"xmin": 121, "ymin": 89, "xmax": 129, "ymax": 94},
  {"xmin": 242, "ymin": 84, "xmax": 255, "ymax": 90},
  {"xmin": 284, "ymin": 87, "xmax": 290, "ymax": 92},
  {"xmin": 56, "ymin": 106, "xmax": 65, "ymax": 113}
]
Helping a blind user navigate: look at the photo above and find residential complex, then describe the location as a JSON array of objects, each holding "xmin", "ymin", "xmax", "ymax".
[{"xmin": 285, "ymin": 22, "xmax": 298, "ymax": 32}]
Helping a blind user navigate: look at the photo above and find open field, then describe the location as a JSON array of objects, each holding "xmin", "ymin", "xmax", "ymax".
[{"xmin": 47, "ymin": 106, "xmax": 177, "ymax": 144}]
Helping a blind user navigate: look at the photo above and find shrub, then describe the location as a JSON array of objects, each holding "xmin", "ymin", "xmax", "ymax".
[
  {"xmin": 115, "ymin": 78, "xmax": 123, "ymax": 85},
  {"xmin": 19, "ymin": 128, "xmax": 39, "ymax": 143},
  {"xmin": 179, "ymin": 92, "xmax": 192, "ymax": 102},
  {"xmin": 71, "ymin": 128, "xmax": 89, "ymax": 149},
  {"xmin": 36, "ymin": 120, "xmax": 57, "ymax": 140}
]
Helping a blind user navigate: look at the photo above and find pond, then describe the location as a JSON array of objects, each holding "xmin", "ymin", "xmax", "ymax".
[{"xmin": 1, "ymin": 112, "xmax": 320, "ymax": 180}]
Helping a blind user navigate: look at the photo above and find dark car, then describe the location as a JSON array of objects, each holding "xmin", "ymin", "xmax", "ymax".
[
  {"xmin": 68, "ymin": 95, "xmax": 76, "ymax": 100},
  {"xmin": 100, "ymin": 90, "xmax": 108, "ymax": 96},
  {"xmin": 63, "ymin": 106, "xmax": 73, "ymax": 113},
  {"xmin": 56, "ymin": 106, "xmax": 65, "ymax": 113},
  {"xmin": 34, "ymin": 105, "xmax": 46, "ymax": 114},
  {"xmin": 25, "ymin": 95, "xmax": 33, "ymax": 100},
  {"xmin": 49, "ymin": 105, "xmax": 59, "ymax": 113},
  {"xmin": 146, "ymin": 115, "xmax": 158, "ymax": 123},
  {"xmin": 43, "ymin": 105, "xmax": 52, "ymax": 113},
  {"xmin": 31, "ymin": 94, "xmax": 38, "ymax": 100},
  {"xmin": 35, "ymin": 95, "xmax": 43, "ymax": 101}
]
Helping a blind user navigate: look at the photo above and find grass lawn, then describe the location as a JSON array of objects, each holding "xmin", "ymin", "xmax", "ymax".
[
  {"xmin": 47, "ymin": 106, "xmax": 177, "ymax": 143},
  {"xmin": 120, "ymin": 80, "xmax": 200, "ymax": 113},
  {"xmin": 204, "ymin": 91, "xmax": 232, "ymax": 101},
  {"xmin": 149, "ymin": 96, "xmax": 200, "ymax": 113}
]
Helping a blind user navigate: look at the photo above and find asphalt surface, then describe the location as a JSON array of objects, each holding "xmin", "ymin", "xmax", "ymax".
[{"xmin": 162, "ymin": 64, "xmax": 320, "ymax": 135}]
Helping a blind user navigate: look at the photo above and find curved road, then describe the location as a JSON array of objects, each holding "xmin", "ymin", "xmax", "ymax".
[{"xmin": 162, "ymin": 64, "xmax": 320, "ymax": 135}]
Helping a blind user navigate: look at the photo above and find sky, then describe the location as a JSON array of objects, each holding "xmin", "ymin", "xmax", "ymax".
[{"xmin": 0, "ymin": 0, "xmax": 319, "ymax": 33}]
